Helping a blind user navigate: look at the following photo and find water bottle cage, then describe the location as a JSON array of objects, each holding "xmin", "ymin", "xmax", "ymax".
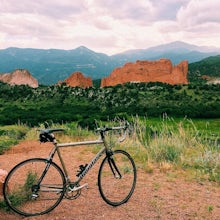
[{"xmin": 76, "ymin": 164, "xmax": 88, "ymax": 177}]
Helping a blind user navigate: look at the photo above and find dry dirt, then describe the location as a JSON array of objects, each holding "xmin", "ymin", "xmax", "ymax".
[{"xmin": 0, "ymin": 140, "xmax": 220, "ymax": 220}]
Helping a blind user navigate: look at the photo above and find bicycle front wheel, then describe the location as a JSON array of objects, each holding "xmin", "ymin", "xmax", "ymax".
[
  {"xmin": 98, "ymin": 150, "xmax": 136, "ymax": 206},
  {"xmin": 3, "ymin": 158, "xmax": 66, "ymax": 216}
]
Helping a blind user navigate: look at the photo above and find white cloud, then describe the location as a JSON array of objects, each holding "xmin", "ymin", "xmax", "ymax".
[
  {"xmin": 174, "ymin": 0, "xmax": 220, "ymax": 45},
  {"xmin": 177, "ymin": 0, "xmax": 220, "ymax": 26},
  {"xmin": 150, "ymin": 0, "xmax": 189, "ymax": 20},
  {"xmin": 0, "ymin": 0, "xmax": 84, "ymax": 18},
  {"xmin": 0, "ymin": 0, "xmax": 220, "ymax": 54},
  {"xmin": 85, "ymin": 0, "xmax": 156, "ymax": 23}
]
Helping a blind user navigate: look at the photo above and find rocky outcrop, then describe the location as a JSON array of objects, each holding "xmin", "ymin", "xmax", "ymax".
[
  {"xmin": 101, "ymin": 59, "xmax": 188, "ymax": 87},
  {"xmin": 63, "ymin": 71, "xmax": 93, "ymax": 88},
  {"xmin": 0, "ymin": 69, "xmax": 38, "ymax": 88},
  {"xmin": 202, "ymin": 75, "xmax": 220, "ymax": 84},
  {"xmin": 0, "ymin": 169, "xmax": 8, "ymax": 196}
]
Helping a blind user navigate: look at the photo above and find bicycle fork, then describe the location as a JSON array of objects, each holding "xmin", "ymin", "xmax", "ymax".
[{"xmin": 107, "ymin": 155, "xmax": 122, "ymax": 179}]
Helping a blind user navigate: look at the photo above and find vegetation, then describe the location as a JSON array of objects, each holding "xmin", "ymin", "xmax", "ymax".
[
  {"xmin": 0, "ymin": 124, "xmax": 29, "ymax": 154},
  {"xmin": 188, "ymin": 55, "xmax": 220, "ymax": 78},
  {"xmin": 0, "ymin": 171, "xmax": 38, "ymax": 211},
  {"xmin": 187, "ymin": 55, "xmax": 220, "ymax": 83},
  {"xmin": 132, "ymin": 116, "xmax": 220, "ymax": 183},
  {"xmin": 0, "ymin": 81, "xmax": 220, "ymax": 128},
  {"xmin": 0, "ymin": 117, "xmax": 219, "ymax": 182}
]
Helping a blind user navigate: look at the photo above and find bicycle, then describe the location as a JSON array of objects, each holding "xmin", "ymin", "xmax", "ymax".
[{"xmin": 3, "ymin": 122, "xmax": 137, "ymax": 216}]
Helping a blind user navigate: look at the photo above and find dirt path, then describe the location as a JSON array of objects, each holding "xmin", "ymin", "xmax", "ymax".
[{"xmin": 0, "ymin": 141, "xmax": 220, "ymax": 220}]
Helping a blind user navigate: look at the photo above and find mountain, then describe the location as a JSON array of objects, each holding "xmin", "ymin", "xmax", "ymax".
[
  {"xmin": 111, "ymin": 41, "xmax": 220, "ymax": 66},
  {"xmin": 0, "ymin": 46, "xmax": 115, "ymax": 84},
  {"xmin": 0, "ymin": 41, "xmax": 219, "ymax": 85},
  {"xmin": 188, "ymin": 55, "xmax": 220, "ymax": 79}
]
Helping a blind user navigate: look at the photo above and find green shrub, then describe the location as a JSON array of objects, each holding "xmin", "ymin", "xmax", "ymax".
[
  {"xmin": 0, "ymin": 137, "xmax": 18, "ymax": 154},
  {"xmin": 150, "ymin": 144, "xmax": 181, "ymax": 163},
  {"xmin": 0, "ymin": 124, "xmax": 29, "ymax": 154}
]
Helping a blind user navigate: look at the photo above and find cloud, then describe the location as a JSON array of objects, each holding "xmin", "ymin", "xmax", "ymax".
[
  {"xmin": 0, "ymin": 0, "xmax": 219, "ymax": 54},
  {"xmin": 0, "ymin": 0, "xmax": 85, "ymax": 49},
  {"xmin": 152, "ymin": 0, "xmax": 220, "ymax": 46},
  {"xmin": 177, "ymin": 0, "xmax": 220, "ymax": 26},
  {"xmin": 0, "ymin": 0, "xmax": 84, "ymax": 19},
  {"xmin": 85, "ymin": 0, "xmax": 156, "ymax": 24},
  {"xmin": 150, "ymin": 0, "xmax": 189, "ymax": 20}
]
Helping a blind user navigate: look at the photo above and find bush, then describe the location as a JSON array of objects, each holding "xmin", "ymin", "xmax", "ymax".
[
  {"xmin": 0, "ymin": 125, "xmax": 29, "ymax": 154},
  {"xmin": 150, "ymin": 144, "xmax": 181, "ymax": 163}
]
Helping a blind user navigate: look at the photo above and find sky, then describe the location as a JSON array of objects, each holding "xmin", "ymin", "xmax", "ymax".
[{"xmin": 0, "ymin": 0, "xmax": 220, "ymax": 55}]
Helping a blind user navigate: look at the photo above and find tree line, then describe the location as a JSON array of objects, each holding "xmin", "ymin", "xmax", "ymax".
[{"xmin": 0, "ymin": 81, "xmax": 220, "ymax": 128}]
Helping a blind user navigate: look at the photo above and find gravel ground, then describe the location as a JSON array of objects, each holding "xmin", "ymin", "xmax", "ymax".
[{"xmin": 0, "ymin": 141, "xmax": 220, "ymax": 220}]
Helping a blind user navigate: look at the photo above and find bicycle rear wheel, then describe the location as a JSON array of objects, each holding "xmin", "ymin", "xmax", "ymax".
[
  {"xmin": 3, "ymin": 158, "xmax": 66, "ymax": 216},
  {"xmin": 98, "ymin": 150, "xmax": 136, "ymax": 206}
]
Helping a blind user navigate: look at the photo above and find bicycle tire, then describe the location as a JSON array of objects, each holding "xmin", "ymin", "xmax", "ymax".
[
  {"xmin": 3, "ymin": 158, "xmax": 66, "ymax": 216},
  {"xmin": 98, "ymin": 150, "xmax": 136, "ymax": 206}
]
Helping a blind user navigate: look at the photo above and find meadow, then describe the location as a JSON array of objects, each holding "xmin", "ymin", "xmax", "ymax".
[{"xmin": 0, "ymin": 116, "xmax": 219, "ymax": 184}]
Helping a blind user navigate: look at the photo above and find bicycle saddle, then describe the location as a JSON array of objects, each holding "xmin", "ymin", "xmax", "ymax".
[{"xmin": 38, "ymin": 128, "xmax": 64, "ymax": 143}]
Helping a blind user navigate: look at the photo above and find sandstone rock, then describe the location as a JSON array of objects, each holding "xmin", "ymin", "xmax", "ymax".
[
  {"xmin": 63, "ymin": 71, "xmax": 92, "ymax": 88},
  {"xmin": 0, "ymin": 169, "xmax": 8, "ymax": 196},
  {"xmin": 101, "ymin": 59, "xmax": 188, "ymax": 87},
  {"xmin": 0, "ymin": 69, "xmax": 38, "ymax": 88}
]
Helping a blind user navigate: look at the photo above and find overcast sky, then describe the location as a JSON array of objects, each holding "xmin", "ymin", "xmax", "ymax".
[{"xmin": 0, "ymin": 0, "xmax": 220, "ymax": 55}]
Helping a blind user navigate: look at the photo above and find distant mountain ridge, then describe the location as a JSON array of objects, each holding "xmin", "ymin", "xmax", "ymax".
[
  {"xmin": 0, "ymin": 41, "xmax": 219, "ymax": 85},
  {"xmin": 112, "ymin": 41, "xmax": 220, "ymax": 66}
]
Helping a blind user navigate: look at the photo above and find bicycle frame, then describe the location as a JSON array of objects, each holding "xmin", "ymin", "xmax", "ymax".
[
  {"xmin": 37, "ymin": 125, "xmax": 128, "ymax": 190},
  {"xmin": 45, "ymin": 137, "xmax": 107, "ymax": 187}
]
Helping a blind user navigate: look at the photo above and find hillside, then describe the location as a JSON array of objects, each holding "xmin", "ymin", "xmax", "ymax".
[
  {"xmin": 189, "ymin": 55, "xmax": 220, "ymax": 77},
  {"xmin": 188, "ymin": 55, "xmax": 220, "ymax": 83},
  {"xmin": 0, "ymin": 41, "xmax": 219, "ymax": 85}
]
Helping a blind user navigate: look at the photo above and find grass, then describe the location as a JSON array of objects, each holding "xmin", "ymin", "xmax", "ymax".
[
  {"xmin": 131, "ymin": 116, "xmax": 220, "ymax": 183},
  {"xmin": 0, "ymin": 124, "xmax": 29, "ymax": 154},
  {"xmin": 0, "ymin": 118, "xmax": 219, "ymax": 178},
  {"xmin": 0, "ymin": 171, "xmax": 38, "ymax": 211},
  {"xmin": 0, "ymin": 122, "xmax": 95, "ymax": 154}
]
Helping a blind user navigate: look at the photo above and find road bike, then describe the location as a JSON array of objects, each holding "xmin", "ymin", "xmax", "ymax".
[{"xmin": 3, "ymin": 122, "xmax": 136, "ymax": 216}]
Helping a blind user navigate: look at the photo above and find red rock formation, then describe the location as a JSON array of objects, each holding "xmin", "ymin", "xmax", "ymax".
[
  {"xmin": 101, "ymin": 59, "xmax": 188, "ymax": 87},
  {"xmin": 0, "ymin": 169, "xmax": 8, "ymax": 196},
  {"xmin": 63, "ymin": 71, "xmax": 92, "ymax": 88},
  {"xmin": 0, "ymin": 69, "xmax": 38, "ymax": 88}
]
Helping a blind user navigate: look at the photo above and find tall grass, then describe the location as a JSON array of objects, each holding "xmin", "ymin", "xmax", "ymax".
[{"xmin": 131, "ymin": 116, "xmax": 220, "ymax": 183}]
